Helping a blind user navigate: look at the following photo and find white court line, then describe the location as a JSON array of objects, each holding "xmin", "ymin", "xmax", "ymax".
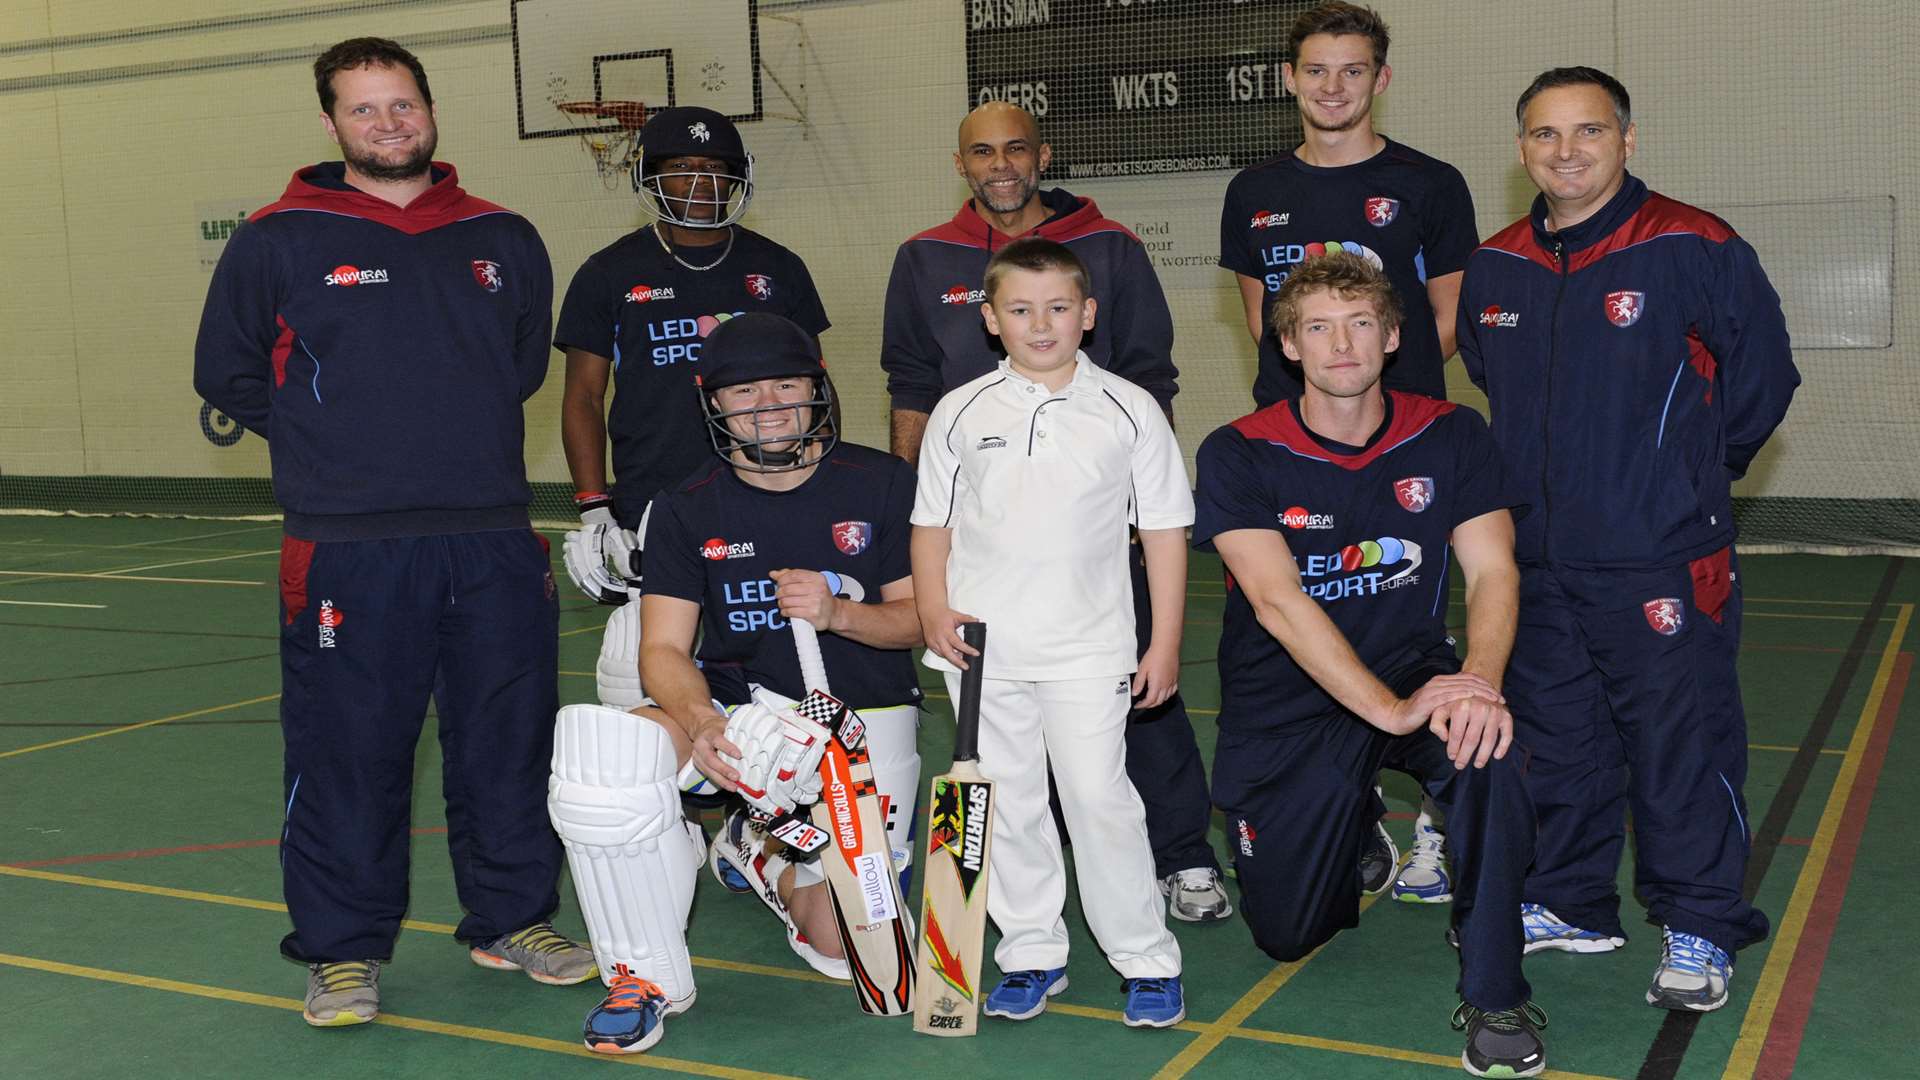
[
  {"xmin": 116, "ymin": 524, "xmax": 280, "ymax": 548},
  {"xmin": 0, "ymin": 570, "xmax": 262, "ymax": 587},
  {"xmin": 0, "ymin": 599, "xmax": 107, "ymax": 609},
  {"xmin": 100, "ymin": 549, "xmax": 279, "ymax": 575}
]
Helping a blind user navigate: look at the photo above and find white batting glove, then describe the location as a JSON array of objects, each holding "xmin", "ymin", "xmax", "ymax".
[
  {"xmin": 564, "ymin": 499, "xmax": 640, "ymax": 605},
  {"xmin": 723, "ymin": 701, "xmax": 832, "ymax": 818}
]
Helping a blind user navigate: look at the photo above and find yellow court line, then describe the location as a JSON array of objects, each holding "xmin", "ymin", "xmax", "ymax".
[
  {"xmin": 0, "ymin": 692, "xmax": 281, "ymax": 760},
  {"xmin": 561, "ymin": 623, "xmax": 606, "ymax": 639},
  {"xmin": 1152, "ymin": 891, "xmax": 1387, "ymax": 1079},
  {"xmin": 0, "ymin": 864, "xmax": 835, "ymax": 987},
  {"xmin": 0, "ymin": 953, "xmax": 801, "ymax": 1079},
  {"xmin": 1722, "ymin": 602, "xmax": 1912, "ymax": 1079},
  {"xmin": 102, "ymin": 548, "xmax": 280, "ymax": 575},
  {"xmin": 1226, "ymin": 1025, "xmax": 1618, "ymax": 1080},
  {"xmin": 116, "ymin": 524, "xmax": 282, "ymax": 548},
  {"xmin": 1749, "ymin": 744, "xmax": 1845, "ymax": 756},
  {"xmin": 10, "ymin": 861, "xmax": 1604, "ymax": 1074},
  {"xmin": 0, "ymin": 569, "xmax": 263, "ymax": 586}
]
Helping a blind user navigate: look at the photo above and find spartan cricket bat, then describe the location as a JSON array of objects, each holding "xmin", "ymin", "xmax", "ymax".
[
  {"xmin": 791, "ymin": 617, "xmax": 916, "ymax": 1017},
  {"xmin": 913, "ymin": 620, "xmax": 993, "ymax": 1037}
]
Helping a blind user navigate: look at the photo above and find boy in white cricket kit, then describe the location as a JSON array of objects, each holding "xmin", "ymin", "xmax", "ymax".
[{"xmin": 910, "ymin": 236, "xmax": 1190, "ymax": 1028}]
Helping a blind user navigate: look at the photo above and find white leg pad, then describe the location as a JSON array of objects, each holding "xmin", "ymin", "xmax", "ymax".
[
  {"xmin": 863, "ymin": 703, "xmax": 922, "ymax": 873},
  {"xmin": 595, "ymin": 601, "xmax": 646, "ymax": 710},
  {"xmin": 549, "ymin": 704, "xmax": 696, "ymax": 1009}
]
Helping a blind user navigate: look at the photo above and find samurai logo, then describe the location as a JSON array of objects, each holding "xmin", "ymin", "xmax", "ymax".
[
  {"xmin": 1606, "ymin": 290, "xmax": 1646, "ymax": 328},
  {"xmin": 689, "ymin": 121, "xmax": 711, "ymax": 142},
  {"xmin": 832, "ymin": 520, "xmax": 872, "ymax": 556},
  {"xmin": 1237, "ymin": 818, "xmax": 1256, "ymax": 857},
  {"xmin": 1393, "ymin": 477, "xmax": 1435, "ymax": 512},
  {"xmin": 1364, "ymin": 197, "xmax": 1400, "ymax": 227},
  {"xmin": 317, "ymin": 599, "xmax": 343, "ymax": 648},
  {"xmin": 1643, "ymin": 597, "xmax": 1685, "ymax": 636},
  {"xmin": 744, "ymin": 273, "xmax": 773, "ymax": 300},
  {"xmin": 471, "ymin": 259, "xmax": 502, "ymax": 293}
]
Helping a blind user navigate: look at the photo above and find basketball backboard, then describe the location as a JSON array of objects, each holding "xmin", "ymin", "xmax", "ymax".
[{"xmin": 511, "ymin": 0, "xmax": 762, "ymax": 140}]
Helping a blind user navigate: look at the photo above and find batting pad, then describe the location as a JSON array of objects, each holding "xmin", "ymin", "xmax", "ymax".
[
  {"xmin": 863, "ymin": 703, "xmax": 923, "ymax": 876},
  {"xmin": 549, "ymin": 704, "xmax": 697, "ymax": 1008},
  {"xmin": 595, "ymin": 598, "xmax": 646, "ymax": 710}
]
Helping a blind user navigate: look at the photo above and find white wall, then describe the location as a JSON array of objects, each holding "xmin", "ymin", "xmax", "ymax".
[{"xmin": 2, "ymin": 0, "xmax": 1913, "ymax": 514}]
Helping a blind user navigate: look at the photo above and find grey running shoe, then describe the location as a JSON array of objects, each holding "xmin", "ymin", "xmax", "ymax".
[
  {"xmin": 470, "ymin": 922, "xmax": 598, "ymax": 985},
  {"xmin": 304, "ymin": 960, "xmax": 380, "ymax": 1027},
  {"xmin": 1452, "ymin": 999, "xmax": 1548, "ymax": 1078},
  {"xmin": 1160, "ymin": 867, "xmax": 1233, "ymax": 922}
]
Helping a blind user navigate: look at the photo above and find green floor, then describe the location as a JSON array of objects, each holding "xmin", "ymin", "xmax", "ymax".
[{"xmin": 1, "ymin": 517, "xmax": 1912, "ymax": 1078}]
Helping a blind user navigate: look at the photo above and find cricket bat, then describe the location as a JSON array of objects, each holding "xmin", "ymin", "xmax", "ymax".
[
  {"xmin": 913, "ymin": 620, "xmax": 993, "ymax": 1037},
  {"xmin": 791, "ymin": 616, "xmax": 916, "ymax": 1017}
]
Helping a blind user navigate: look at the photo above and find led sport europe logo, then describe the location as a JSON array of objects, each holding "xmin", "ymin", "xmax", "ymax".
[{"xmin": 1296, "ymin": 537, "xmax": 1424, "ymax": 601}]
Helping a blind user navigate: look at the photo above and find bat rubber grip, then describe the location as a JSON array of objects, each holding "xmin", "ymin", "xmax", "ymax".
[
  {"xmin": 954, "ymin": 621, "xmax": 987, "ymax": 762},
  {"xmin": 792, "ymin": 617, "xmax": 830, "ymax": 695}
]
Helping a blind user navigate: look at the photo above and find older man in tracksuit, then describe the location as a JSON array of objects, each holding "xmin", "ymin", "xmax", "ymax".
[{"xmin": 1457, "ymin": 66, "xmax": 1798, "ymax": 1014}]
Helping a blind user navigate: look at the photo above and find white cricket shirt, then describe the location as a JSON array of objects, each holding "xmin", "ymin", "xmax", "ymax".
[{"xmin": 912, "ymin": 353, "xmax": 1194, "ymax": 681}]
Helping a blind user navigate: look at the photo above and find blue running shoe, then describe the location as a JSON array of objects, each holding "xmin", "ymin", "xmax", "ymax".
[
  {"xmin": 583, "ymin": 969, "xmax": 670, "ymax": 1055},
  {"xmin": 1521, "ymin": 903, "xmax": 1626, "ymax": 955},
  {"xmin": 1122, "ymin": 976, "xmax": 1186, "ymax": 1028},
  {"xmin": 983, "ymin": 968, "xmax": 1069, "ymax": 1021},
  {"xmin": 1646, "ymin": 929, "xmax": 1732, "ymax": 1012},
  {"xmin": 706, "ymin": 810, "xmax": 756, "ymax": 893}
]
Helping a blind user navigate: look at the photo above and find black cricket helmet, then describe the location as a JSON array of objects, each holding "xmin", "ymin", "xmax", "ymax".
[
  {"xmin": 695, "ymin": 313, "xmax": 838, "ymax": 472},
  {"xmin": 633, "ymin": 106, "xmax": 754, "ymax": 228}
]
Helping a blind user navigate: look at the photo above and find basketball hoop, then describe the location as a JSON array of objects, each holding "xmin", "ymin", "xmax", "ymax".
[{"xmin": 556, "ymin": 100, "xmax": 647, "ymax": 189}]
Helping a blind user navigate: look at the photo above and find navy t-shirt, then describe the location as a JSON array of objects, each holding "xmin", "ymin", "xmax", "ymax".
[
  {"xmin": 1192, "ymin": 392, "xmax": 1520, "ymax": 734},
  {"xmin": 1218, "ymin": 139, "xmax": 1477, "ymax": 407},
  {"xmin": 555, "ymin": 226, "xmax": 830, "ymax": 527},
  {"xmin": 642, "ymin": 442, "xmax": 921, "ymax": 711}
]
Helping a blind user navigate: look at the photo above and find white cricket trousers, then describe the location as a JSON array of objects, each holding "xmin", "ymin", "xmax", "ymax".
[{"xmin": 942, "ymin": 671, "xmax": 1182, "ymax": 979}]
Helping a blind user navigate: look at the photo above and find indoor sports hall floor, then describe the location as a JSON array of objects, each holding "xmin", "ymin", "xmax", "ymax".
[{"xmin": 1, "ymin": 516, "xmax": 1909, "ymax": 1079}]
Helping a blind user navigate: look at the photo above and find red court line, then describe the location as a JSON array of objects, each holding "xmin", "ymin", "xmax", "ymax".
[
  {"xmin": 1755, "ymin": 650, "xmax": 1910, "ymax": 1080},
  {"xmin": 5, "ymin": 826, "xmax": 449, "ymax": 869}
]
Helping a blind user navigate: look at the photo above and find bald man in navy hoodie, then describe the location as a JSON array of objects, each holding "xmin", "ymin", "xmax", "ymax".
[{"xmin": 195, "ymin": 37, "xmax": 591, "ymax": 1028}]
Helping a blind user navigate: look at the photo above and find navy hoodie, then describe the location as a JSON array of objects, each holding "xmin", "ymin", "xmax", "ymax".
[
  {"xmin": 194, "ymin": 163, "xmax": 553, "ymax": 540},
  {"xmin": 1457, "ymin": 173, "xmax": 1798, "ymax": 568},
  {"xmin": 881, "ymin": 188, "xmax": 1178, "ymax": 412}
]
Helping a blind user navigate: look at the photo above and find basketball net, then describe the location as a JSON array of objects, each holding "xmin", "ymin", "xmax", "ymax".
[{"xmin": 555, "ymin": 100, "xmax": 646, "ymax": 189}]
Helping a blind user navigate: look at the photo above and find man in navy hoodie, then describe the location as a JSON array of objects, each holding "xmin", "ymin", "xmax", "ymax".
[
  {"xmin": 881, "ymin": 102, "xmax": 1228, "ymax": 924},
  {"xmin": 194, "ymin": 37, "xmax": 591, "ymax": 1028},
  {"xmin": 1457, "ymin": 67, "xmax": 1798, "ymax": 1014}
]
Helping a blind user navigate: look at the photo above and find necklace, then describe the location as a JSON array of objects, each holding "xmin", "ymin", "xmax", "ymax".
[{"xmin": 654, "ymin": 222, "xmax": 734, "ymax": 271}]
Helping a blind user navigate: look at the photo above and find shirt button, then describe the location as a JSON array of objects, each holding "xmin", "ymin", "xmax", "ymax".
[
  {"xmin": 1025, "ymin": 385, "xmax": 1036, "ymax": 394},
  {"xmin": 1037, "ymin": 431, "xmax": 1048, "ymax": 439}
]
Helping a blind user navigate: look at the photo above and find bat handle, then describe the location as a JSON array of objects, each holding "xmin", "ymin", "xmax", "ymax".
[
  {"xmin": 954, "ymin": 621, "xmax": 987, "ymax": 761},
  {"xmin": 792, "ymin": 615, "xmax": 831, "ymax": 695}
]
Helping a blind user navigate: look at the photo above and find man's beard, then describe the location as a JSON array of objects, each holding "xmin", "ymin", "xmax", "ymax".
[
  {"xmin": 345, "ymin": 131, "xmax": 437, "ymax": 182},
  {"xmin": 972, "ymin": 174, "xmax": 1039, "ymax": 215}
]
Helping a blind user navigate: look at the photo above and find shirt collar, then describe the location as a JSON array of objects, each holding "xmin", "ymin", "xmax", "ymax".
[{"xmin": 996, "ymin": 350, "xmax": 1099, "ymax": 396}]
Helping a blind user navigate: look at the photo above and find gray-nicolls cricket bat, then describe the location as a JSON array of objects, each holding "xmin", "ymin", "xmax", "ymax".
[
  {"xmin": 913, "ymin": 620, "xmax": 993, "ymax": 1036},
  {"xmin": 791, "ymin": 616, "xmax": 916, "ymax": 1017}
]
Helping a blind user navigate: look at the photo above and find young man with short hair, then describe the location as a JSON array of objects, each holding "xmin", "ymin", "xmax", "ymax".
[{"xmin": 1194, "ymin": 252, "xmax": 1549, "ymax": 1078}]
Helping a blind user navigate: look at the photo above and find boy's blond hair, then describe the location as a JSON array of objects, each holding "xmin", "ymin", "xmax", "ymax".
[
  {"xmin": 1268, "ymin": 251, "xmax": 1404, "ymax": 343},
  {"xmin": 983, "ymin": 236, "xmax": 1091, "ymax": 302}
]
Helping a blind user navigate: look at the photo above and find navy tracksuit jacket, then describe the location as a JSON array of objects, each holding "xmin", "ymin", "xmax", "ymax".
[
  {"xmin": 1458, "ymin": 174, "xmax": 1797, "ymax": 953},
  {"xmin": 195, "ymin": 163, "xmax": 562, "ymax": 962}
]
